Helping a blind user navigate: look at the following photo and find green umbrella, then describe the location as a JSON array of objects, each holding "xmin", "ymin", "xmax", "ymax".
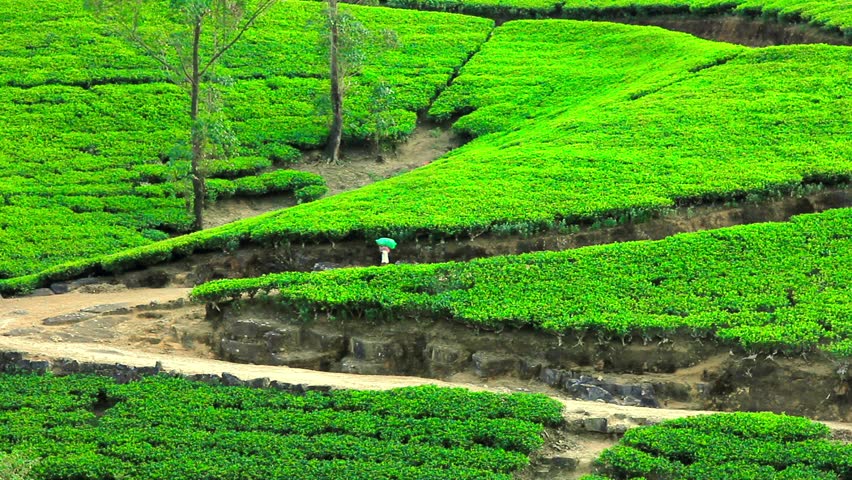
[{"xmin": 376, "ymin": 237, "xmax": 397, "ymax": 249}]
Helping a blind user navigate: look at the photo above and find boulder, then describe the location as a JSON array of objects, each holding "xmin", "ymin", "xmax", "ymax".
[
  {"xmin": 43, "ymin": 312, "xmax": 97, "ymax": 326},
  {"xmin": 349, "ymin": 336, "xmax": 404, "ymax": 362},
  {"xmin": 28, "ymin": 288, "xmax": 55, "ymax": 297},
  {"xmin": 583, "ymin": 417, "xmax": 608, "ymax": 433},
  {"xmin": 472, "ymin": 352, "xmax": 517, "ymax": 378},
  {"xmin": 219, "ymin": 338, "xmax": 268, "ymax": 363},
  {"xmin": 264, "ymin": 326, "xmax": 302, "ymax": 352},
  {"xmin": 303, "ymin": 327, "xmax": 345, "ymax": 353}
]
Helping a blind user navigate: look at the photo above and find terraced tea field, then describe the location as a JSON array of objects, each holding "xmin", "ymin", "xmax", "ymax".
[
  {"xmin": 5, "ymin": 18, "xmax": 847, "ymax": 294},
  {"xmin": 1, "ymin": 0, "xmax": 850, "ymax": 478},
  {"xmin": 0, "ymin": 0, "xmax": 491, "ymax": 279}
]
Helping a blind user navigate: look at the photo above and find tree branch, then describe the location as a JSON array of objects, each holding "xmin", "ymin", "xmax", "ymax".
[
  {"xmin": 112, "ymin": 19, "xmax": 194, "ymax": 84},
  {"xmin": 200, "ymin": 0, "xmax": 278, "ymax": 77}
]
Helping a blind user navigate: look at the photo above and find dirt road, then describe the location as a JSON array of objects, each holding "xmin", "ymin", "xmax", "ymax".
[{"xmin": 3, "ymin": 287, "xmax": 851, "ymax": 440}]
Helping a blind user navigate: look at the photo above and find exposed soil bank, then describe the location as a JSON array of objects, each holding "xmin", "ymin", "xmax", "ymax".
[
  {"xmin": 617, "ymin": 14, "xmax": 850, "ymax": 46},
  {"xmin": 361, "ymin": 0, "xmax": 851, "ymax": 46},
  {"xmin": 211, "ymin": 300, "xmax": 852, "ymax": 422},
  {"xmin": 118, "ymin": 188, "xmax": 850, "ymax": 288}
]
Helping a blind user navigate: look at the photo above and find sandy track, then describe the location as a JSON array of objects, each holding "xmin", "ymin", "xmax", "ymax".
[
  {"xmin": 2, "ymin": 336, "xmax": 851, "ymax": 439},
  {"xmin": 2, "ymin": 287, "xmax": 851, "ymax": 440},
  {"xmin": 0, "ymin": 288, "xmax": 192, "ymax": 328}
]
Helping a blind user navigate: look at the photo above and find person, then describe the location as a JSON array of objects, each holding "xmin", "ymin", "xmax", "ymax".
[{"xmin": 379, "ymin": 246, "xmax": 391, "ymax": 265}]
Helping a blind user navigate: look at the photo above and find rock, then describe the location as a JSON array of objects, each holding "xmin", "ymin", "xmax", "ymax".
[
  {"xmin": 2, "ymin": 328, "xmax": 43, "ymax": 337},
  {"xmin": 221, "ymin": 372, "xmax": 245, "ymax": 387},
  {"xmin": 305, "ymin": 385, "xmax": 332, "ymax": 393},
  {"xmin": 186, "ymin": 374, "xmax": 222, "ymax": 386},
  {"xmin": 271, "ymin": 351, "xmax": 336, "ymax": 370},
  {"xmin": 425, "ymin": 343, "xmax": 469, "ymax": 374},
  {"xmin": 54, "ymin": 358, "xmax": 80, "ymax": 372},
  {"xmin": 539, "ymin": 368, "xmax": 564, "ymax": 387},
  {"xmin": 136, "ymin": 362, "xmax": 164, "ymax": 376},
  {"xmin": 472, "ymin": 352, "xmax": 517, "ymax": 378},
  {"xmin": 583, "ymin": 417, "xmax": 608, "ymax": 433},
  {"xmin": 28, "ymin": 288, "xmax": 55, "ymax": 297},
  {"xmin": 66, "ymin": 277, "xmax": 106, "ymax": 291},
  {"xmin": 349, "ymin": 336, "xmax": 404, "ymax": 362},
  {"xmin": 49, "ymin": 282, "xmax": 70, "ymax": 294},
  {"xmin": 312, "ymin": 262, "xmax": 344, "ymax": 271},
  {"xmin": 518, "ymin": 359, "xmax": 542, "ymax": 380},
  {"xmin": 229, "ymin": 319, "xmax": 276, "ymax": 339},
  {"xmin": 264, "ymin": 326, "xmax": 302, "ymax": 352},
  {"xmin": 585, "ymin": 385, "xmax": 615, "ymax": 402},
  {"xmin": 14, "ymin": 359, "xmax": 51, "ymax": 373},
  {"xmin": 610, "ymin": 423, "xmax": 630, "ymax": 434},
  {"xmin": 269, "ymin": 381, "xmax": 296, "ymax": 392},
  {"xmin": 43, "ymin": 311, "xmax": 97, "ymax": 326},
  {"xmin": 81, "ymin": 303, "xmax": 131, "ymax": 315},
  {"xmin": 219, "ymin": 338, "xmax": 268, "ymax": 363},
  {"xmin": 249, "ymin": 377, "xmax": 271, "ymax": 389},
  {"xmin": 302, "ymin": 327, "xmax": 345, "ymax": 353},
  {"xmin": 78, "ymin": 283, "xmax": 127, "ymax": 294},
  {"xmin": 339, "ymin": 356, "xmax": 388, "ymax": 375}
]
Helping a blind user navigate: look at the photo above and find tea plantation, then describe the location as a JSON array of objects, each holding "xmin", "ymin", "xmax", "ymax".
[
  {"xmin": 385, "ymin": 0, "xmax": 852, "ymax": 37},
  {"xmin": 0, "ymin": 0, "xmax": 491, "ymax": 279},
  {"xmin": 580, "ymin": 412, "xmax": 852, "ymax": 479},
  {"xmin": 0, "ymin": 373, "xmax": 563, "ymax": 479},
  {"xmin": 7, "ymin": 18, "xmax": 848, "ymax": 294},
  {"xmin": 194, "ymin": 209, "xmax": 852, "ymax": 357}
]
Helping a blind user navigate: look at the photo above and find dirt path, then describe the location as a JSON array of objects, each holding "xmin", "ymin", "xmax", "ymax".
[
  {"xmin": 203, "ymin": 120, "xmax": 462, "ymax": 227},
  {"xmin": 0, "ymin": 288, "xmax": 191, "ymax": 328},
  {"xmin": 2, "ymin": 329, "xmax": 851, "ymax": 440}
]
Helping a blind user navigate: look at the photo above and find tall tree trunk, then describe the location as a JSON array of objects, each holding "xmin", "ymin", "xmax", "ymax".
[
  {"xmin": 190, "ymin": 19, "xmax": 205, "ymax": 231},
  {"xmin": 326, "ymin": 0, "xmax": 343, "ymax": 163}
]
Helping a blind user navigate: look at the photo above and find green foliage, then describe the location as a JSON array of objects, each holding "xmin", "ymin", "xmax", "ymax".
[
  {"xmin": 206, "ymin": 170, "xmax": 326, "ymax": 200},
  {"xmin": 588, "ymin": 412, "xmax": 851, "ymax": 479},
  {"xmin": 207, "ymin": 156, "xmax": 273, "ymax": 179},
  {"xmin": 0, "ymin": 451, "xmax": 39, "ymax": 480},
  {"xmin": 192, "ymin": 209, "xmax": 852, "ymax": 357},
  {"xmin": 383, "ymin": 0, "xmax": 852, "ymax": 38},
  {"xmin": 0, "ymin": 0, "xmax": 493, "ymax": 279},
  {"xmin": 0, "ymin": 373, "xmax": 562, "ymax": 479}
]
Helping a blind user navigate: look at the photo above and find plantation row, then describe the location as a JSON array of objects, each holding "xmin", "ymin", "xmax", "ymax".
[
  {"xmin": 0, "ymin": 1, "xmax": 492, "ymax": 279},
  {"xmin": 580, "ymin": 412, "xmax": 852, "ymax": 479},
  {"xmin": 193, "ymin": 209, "xmax": 852, "ymax": 357},
  {"xmin": 383, "ymin": 0, "xmax": 852, "ymax": 38},
  {"xmin": 0, "ymin": 373, "xmax": 561, "ymax": 479},
  {"xmin": 9, "ymin": 19, "xmax": 848, "ymax": 292}
]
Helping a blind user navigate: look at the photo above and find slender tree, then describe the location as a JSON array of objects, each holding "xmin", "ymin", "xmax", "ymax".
[
  {"xmin": 325, "ymin": 0, "xmax": 343, "ymax": 163},
  {"xmin": 85, "ymin": 0, "xmax": 278, "ymax": 230},
  {"xmin": 323, "ymin": 2, "xmax": 371, "ymax": 163}
]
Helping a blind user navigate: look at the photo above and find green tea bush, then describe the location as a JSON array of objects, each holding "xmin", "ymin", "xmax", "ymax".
[
  {"xmin": 192, "ymin": 209, "xmax": 852, "ymax": 357},
  {"xmin": 0, "ymin": 373, "xmax": 562, "ymax": 479},
  {"xmin": 583, "ymin": 412, "xmax": 852, "ymax": 479},
  {"xmin": 383, "ymin": 0, "xmax": 852, "ymax": 38},
  {"xmin": 0, "ymin": 0, "xmax": 493, "ymax": 279}
]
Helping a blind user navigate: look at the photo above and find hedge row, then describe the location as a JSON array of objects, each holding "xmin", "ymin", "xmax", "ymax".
[
  {"xmin": 0, "ymin": 373, "xmax": 562, "ymax": 479},
  {"xmin": 580, "ymin": 412, "xmax": 852, "ymax": 479},
  {"xmin": 382, "ymin": 0, "xmax": 852, "ymax": 39},
  {"xmin": 4, "ymin": 20, "xmax": 850, "ymax": 290},
  {"xmin": 0, "ymin": 0, "xmax": 493, "ymax": 278},
  {"xmin": 192, "ymin": 209, "xmax": 852, "ymax": 357}
]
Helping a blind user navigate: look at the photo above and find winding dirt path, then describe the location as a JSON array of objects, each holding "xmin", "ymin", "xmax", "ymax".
[{"xmin": 2, "ymin": 287, "xmax": 851, "ymax": 441}]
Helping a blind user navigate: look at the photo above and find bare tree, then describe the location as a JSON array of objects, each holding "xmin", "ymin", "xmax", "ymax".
[{"xmin": 85, "ymin": 0, "xmax": 279, "ymax": 230}]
